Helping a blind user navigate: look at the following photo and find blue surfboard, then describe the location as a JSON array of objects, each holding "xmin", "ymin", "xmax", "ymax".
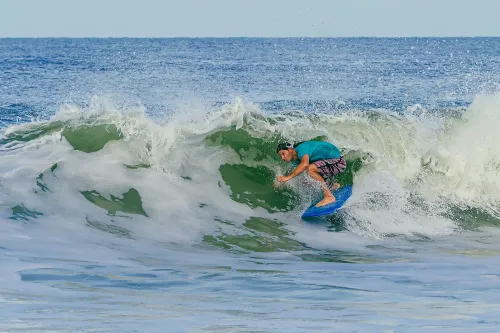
[{"xmin": 301, "ymin": 185, "xmax": 353, "ymax": 219}]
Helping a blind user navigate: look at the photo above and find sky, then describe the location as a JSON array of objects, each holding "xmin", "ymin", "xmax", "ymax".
[{"xmin": 1, "ymin": 0, "xmax": 499, "ymax": 38}]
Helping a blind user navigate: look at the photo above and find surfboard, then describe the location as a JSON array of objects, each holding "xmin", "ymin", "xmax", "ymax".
[{"xmin": 301, "ymin": 185, "xmax": 353, "ymax": 219}]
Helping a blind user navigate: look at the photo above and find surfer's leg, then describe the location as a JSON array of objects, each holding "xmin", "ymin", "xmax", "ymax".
[
  {"xmin": 307, "ymin": 164, "xmax": 336, "ymax": 207},
  {"xmin": 324, "ymin": 177, "xmax": 340, "ymax": 191},
  {"xmin": 309, "ymin": 157, "xmax": 347, "ymax": 207}
]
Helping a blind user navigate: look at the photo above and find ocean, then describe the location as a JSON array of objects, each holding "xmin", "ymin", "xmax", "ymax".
[{"xmin": 1, "ymin": 37, "xmax": 500, "ymax": 332}]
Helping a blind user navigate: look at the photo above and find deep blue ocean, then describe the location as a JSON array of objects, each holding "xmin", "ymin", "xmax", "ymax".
[{"xmin": 1, "ymin": 37, "xmax": 500, "ymax": 332}]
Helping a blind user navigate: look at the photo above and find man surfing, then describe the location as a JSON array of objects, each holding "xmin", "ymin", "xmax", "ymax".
[{"xmin": 276, "ymin": 140, "xmax": 346, "ymax": 207}]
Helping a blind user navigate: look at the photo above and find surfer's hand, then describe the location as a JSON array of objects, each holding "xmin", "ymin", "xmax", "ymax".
[{"xmin": 278, "ymin": 175, "xmax": 290, "ymax": 183}]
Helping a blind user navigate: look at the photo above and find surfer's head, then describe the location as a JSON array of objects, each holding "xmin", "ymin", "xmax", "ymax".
[{"xmin": 276, "ymin": 142, "xmax": 294, "ymax": 162}]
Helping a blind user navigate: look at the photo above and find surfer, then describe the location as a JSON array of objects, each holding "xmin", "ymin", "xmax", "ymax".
[{"xmin": 276, "ymin": 141, "xmax": 346, "ymax": 207}]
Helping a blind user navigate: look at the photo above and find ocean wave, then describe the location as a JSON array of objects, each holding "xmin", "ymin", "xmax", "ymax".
[{"xmin": 1, "ymin": 94, "xmax": 500, "ymax": 250}]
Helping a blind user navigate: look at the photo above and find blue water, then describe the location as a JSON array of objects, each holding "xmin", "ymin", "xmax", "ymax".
[{"xmin": 2, "ymin": 38, "xmax": 500, "ymax": 332}]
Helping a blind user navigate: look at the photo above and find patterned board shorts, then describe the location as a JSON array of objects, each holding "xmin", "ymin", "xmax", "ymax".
[{"xmin": 313, "ymin": 156, "xmax": 347, "ymax": 179}]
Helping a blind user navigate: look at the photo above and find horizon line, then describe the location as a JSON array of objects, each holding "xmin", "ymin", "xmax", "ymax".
[{"xmin": 1, "ymin": 36, "xmax": 499, "ymax": 39}]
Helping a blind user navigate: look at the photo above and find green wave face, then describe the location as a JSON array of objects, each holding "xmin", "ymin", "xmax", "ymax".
[
  {"xmin": 207, "ymin": 127, "xmax": 281, "ymax": 162},
  {"xmin": 81, "ymin": 188, "xmax": 148, "ymax": 217},
  {"xmin": 10, "ymin": 204, "xmax": 43, "ymax": 221},
  {"xmin": 207, "ymin": 125, "xmax": 330, "ymax": 163},
  {"xmin": 203, "ymin": 217, "xmax": 378, "ymax": 263},
  {"xmin": 63, "ymin": 124, "xmax": 122, "ymax": 153},
  {"xmin": 204, "ymin": 217, "xmax": 307, "ymax": 253},
  {"xmin": 219, "ymin": 164, "xmax": 299, "ymax": 213},
  {"xmin": 1, "ymin": 122, "xmax": 63, "ymax": 145}
]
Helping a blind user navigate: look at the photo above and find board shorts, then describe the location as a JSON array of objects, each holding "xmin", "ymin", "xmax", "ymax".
[{"xmin": 313, "ymin": 156, "xmax": 346, "ymax": 180}]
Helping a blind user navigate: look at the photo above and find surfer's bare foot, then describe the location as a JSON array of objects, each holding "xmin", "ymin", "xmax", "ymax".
[
  {"xmin": 331, "ymin": 183, "xmax": 341, "ymax": 191},
  {"xmin": 315, "ymin": 194, "xmax": 336, "ymax": 207}
]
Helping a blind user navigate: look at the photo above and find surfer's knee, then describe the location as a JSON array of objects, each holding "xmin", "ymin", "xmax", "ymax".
[{"xmin": 307, "ymin": 163, "xmax": 318, "ymax": 175}]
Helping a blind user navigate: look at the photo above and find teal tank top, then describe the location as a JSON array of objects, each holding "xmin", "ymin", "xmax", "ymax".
[{"xmin": 295, "ymin": 141, "xmax": 341, "ymax": 162}]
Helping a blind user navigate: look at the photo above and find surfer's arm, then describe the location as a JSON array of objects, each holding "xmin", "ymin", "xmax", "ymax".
[{"xmin": 278, "ymin": 155, "xmax": 309, "ymax": 182}]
